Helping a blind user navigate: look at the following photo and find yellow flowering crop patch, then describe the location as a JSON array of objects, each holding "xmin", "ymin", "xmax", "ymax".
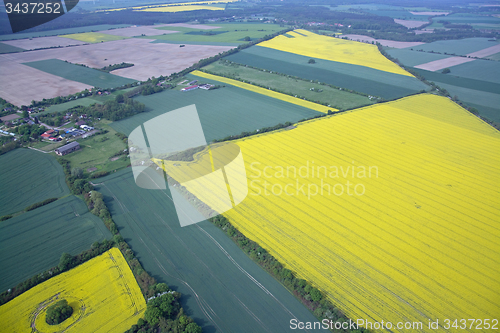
[
  {"xmin": 180, "ymin": 94, "xmax": 500, "ymax": 332},
  {"xmin": 258, "ymin": 29, "xmax": 413, "ymax": 77},
  {"xmin": 105, "ymin": 0, "xmax": 237, "ymax": 12},
  {"xmin": 191, "ymin": 70, "xmax": 333, "ymax": 113},
  {"xmin": 0, "ymin": 248, "xmax": 146, "ymax": 333},
  {"xmin": 138, "ymin": 5, "xmax": 224, "ymax": 12},
  {"xmin": 60, "ymin": 32, "xmax": 127, "ymax": 43}
]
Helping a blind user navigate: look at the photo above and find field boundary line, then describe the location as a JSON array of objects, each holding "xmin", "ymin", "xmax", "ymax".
[{"xmin": 191, "ymin": 70, "xmax": 332, "ymax": 113}]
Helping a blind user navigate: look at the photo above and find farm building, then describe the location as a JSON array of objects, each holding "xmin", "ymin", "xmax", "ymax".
[
  {"xmin": 181, "ymin": 85, "xmax": 199, "ymax": 92},
  {"xmin": 55, "ymin": 141, "xmax": 80, "ymax": 156},
  {"xmin": 199, "ymin": 84, "xmax": 214, "ymax": 90}
]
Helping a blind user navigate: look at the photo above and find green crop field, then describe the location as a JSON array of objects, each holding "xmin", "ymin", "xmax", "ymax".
[
  {"xmin": 203, "ymin": 60, "xmax": 375, "ymax": 110},
  {"xmin": 95, "ymin": 168, "xmax": 322, "ymax": 333},
  {"xmin": 110, "ymin": 83, "xmax": 320, "ymax": 140},
  {"xmin": 141, "ymin": 22, "xmax": 285, "ymax": 44},
  {"xmin": 224, "ymin": 46, "xmax": 428, "ymax": 100},
  {"xmin": 0, "ymin": 42, "xmax": 25, "ymax": 54},
  {"xmin": 411, "ymin": 68, "xmax": 500, "ymax": 94},
  {"xmin": 441, "ymin": 59, "xmax": 500, "ymax": 84},
  {"xmin": 368, "ymin": 9, "xmax": 428, "ymax": 20},
  {"xmin": 437, "ymin": 13, "xmax": 500, "ymax": 24},
  {"xmin": 0, "ymin": 148, "xmax": 69, "ymax": 217},
  {"xmin": 385, "ymin": 48, "xmax": 451, "ymax": 67},
  {"xmin": 42, "ymin": 98, "xmax": 100, "ymax": 115},
  {"xmin": 23, "ymin": 59, "xmax": 136, "ymax": 89},
  {"xmin": 0, "ymin": 195, "xmax": 111, "ymax": 292},
  {"xmin": 63, "ymin": 121, "xmax": 128, "ymax": 174},
  {"xmin": 486, "ymin": 52, "xmax": 500, "ymax": 61},
  {"xmin": 0, "ymin": 24, "xmax": 131, "ymax": 41},
  {"xmin": 471, "ymin": 23, "xmax": 500, "ymax": 30},
  {"xmin": 413, "ymin": 38, "xmax": 500, "ymax": 56},
  {"xmin": 431, "ymin": 82, "xmax": 500, "ymax": 122}
]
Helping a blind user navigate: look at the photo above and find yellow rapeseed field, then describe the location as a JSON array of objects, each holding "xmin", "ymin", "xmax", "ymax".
[
  {"xmin": 60, "ymin": 32, "xmax": 127, "ymax": 43},
  {"xmin": 179, "ymin": 94, "xmax": 500, "ymax": 332},
  {"xmin": 138, "ymin": 5, "xmax": 224, "ymax": 12},
  {"xmin": 0, "ymin": 248, "xmax": 146, "ymax": 333},
  {"xmin": 191, "ymin": 70, "xmax": 333, "ymax": 113},
  {"xmin": 258, "ymin": 29, "xmax": 413, "ymax": 77}
]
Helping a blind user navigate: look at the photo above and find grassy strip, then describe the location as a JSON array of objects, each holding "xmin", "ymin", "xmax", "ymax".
[
  {"xmin": 191, "ymin": 70, "xmax": 333, "ymax": 113},
  {"xmin": 203, "ymin": 59, "xmax": 376, "ymax": 110}
]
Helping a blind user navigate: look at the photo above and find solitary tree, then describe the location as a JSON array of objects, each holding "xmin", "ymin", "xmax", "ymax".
[
  {"xmin": 58, "ymin": 253, "xmax": 73, "ymax": 272},
  {"xmin": 442, "ymin": 68, "xmax": 451, "ymax": 74},
  {"xmin": 308, "ymin": 59, "xmax": 316, "ymax": 64}
]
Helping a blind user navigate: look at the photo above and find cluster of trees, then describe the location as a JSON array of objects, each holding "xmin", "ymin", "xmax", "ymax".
[
  {"xmin": 127, "ymin": 285, "xmax": 202, "ymax": 333},
  {"xmin": 45, "ymin": 299, "xmax": 73, "ymax": 325},
  {"xmin": 121, "ymin": 84, "xmax": 165, "ymax": 98},
  {"xmin": 84, "ymin": 190, "xmax": 119, "ymax": 235},
  {"xmin": 0, "ymin": 98, "xmax": 16, "ymax": 116},
  {"xmin": 25, "ymin": 198, "xmax": 58, "ymax": 212},
  {"xmin": 100, "ymin": 62, "xmax": 134, "ymax": 73},
  {"xmin": 0, "ymin": 138, "xmax": 19, "ymax": 156},
  {"xmin": 57, "ymin": 159, "xmax": 94, "ymax": 195},
  {"xmin": 38, "ymin": 96, "xmax": 146, "ymax": 125},
  {"xmin": 9, "ymin": 123, "xmax": 46, "ymax": 143}
]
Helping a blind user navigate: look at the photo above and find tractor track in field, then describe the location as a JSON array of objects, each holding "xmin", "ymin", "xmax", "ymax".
[{"xmin": 98, "ymin": 169, "xmax": 314, "ymax": 333}]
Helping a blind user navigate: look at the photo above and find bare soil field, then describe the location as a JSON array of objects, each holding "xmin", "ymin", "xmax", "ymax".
[
  {"xmin": 414, "ymin": 56, "xmax": 476, "ymax": 71},
  {"xmin": 0, "ymin": 54, "xmax": 91, "ymax": 106},
  {"xmin": 0, "ymin": 38, "xmax": 233, "ymax": 104},
  {"xmin": 163, "ymin": 23, "xmax": 221, "ymax": 30},
  {"xmin": 98, "ymin": 24, "xmax": 178, "ymax": 37},
  {"xmin": 394, "ymin": 19, "xmax": 429, "ymax": 29},
  {"xmin": 0, "ymin": 113, "xmax": 20, "ymax": 121},
  {"xmin": 409, "ymin": 11, "xmax": 449, "ymax": 16},
  {"xmin": 341, "ymin": 34, "xmax": 425, "ymax": 48},
  {"xmin": 2, "ymin": 37, "xmax": 86, "ymax": 50},
  {"xmin": 467, "ymin": 43, "xmax": 500, "ymax": 58}
]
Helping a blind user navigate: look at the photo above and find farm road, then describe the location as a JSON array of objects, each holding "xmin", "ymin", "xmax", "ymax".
[{"xmin": 96, "ymin": 168, "xmax": 324, "ymax": 333}]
